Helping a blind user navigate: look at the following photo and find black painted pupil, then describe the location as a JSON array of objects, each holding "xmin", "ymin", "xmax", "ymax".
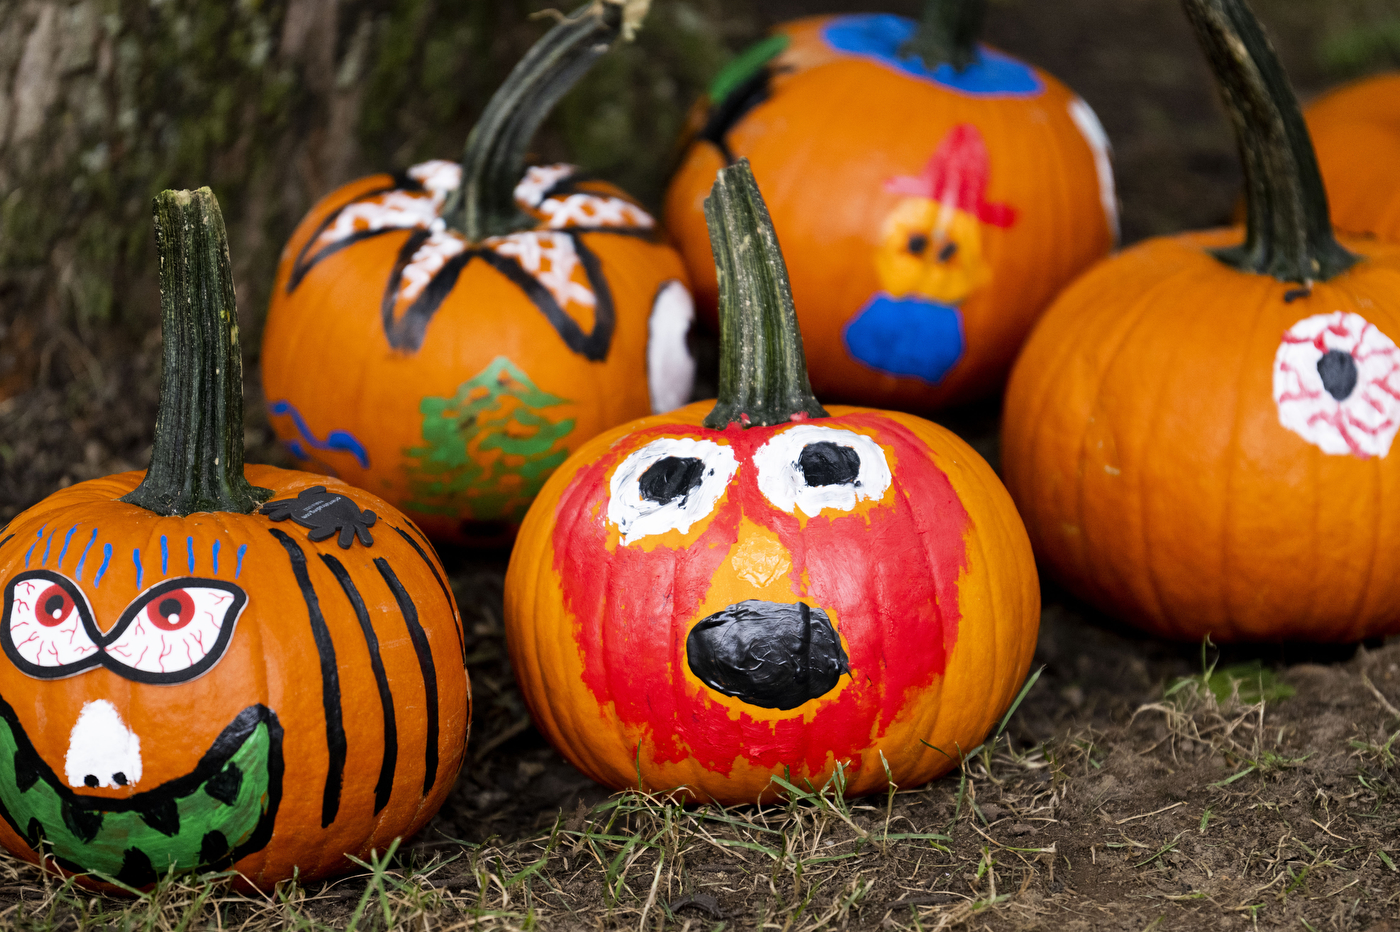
[
  {"xmin": 43, "ymin": 595, "xmax": 65, "ymax": 617},
  {"xmin": 1317, "ymin": 349, "xmax": 1359, "ymax": 401},
  {"xmin": 639, "ymin": 456, "xmax": 706, "ymax": 505},
  {"xmin": 798, "ymin": 442, "xmax": 861, "ymax": 487},
  {"xmin": 938, "ymin": 241, "xmax": 958, "ymax": 262},
  {"xmin": 158, "ymin": 598, "xmax": 183, "ymax": 619},
  {"xmin": 906, "ymin": 233, "xmax": 929, "ymax": 255}
]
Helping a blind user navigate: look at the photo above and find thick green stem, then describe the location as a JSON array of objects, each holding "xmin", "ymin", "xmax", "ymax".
[
  {"xmin": 121, "ymin": 189, "xmax": 270, "ymax": 516},
  {"xmin": 900, "ymin": 0, "xmax": 986, "ymax": 73},
  {"xmin": 703, "ymin": 160, "xmax": 828, "ymax": 430},
  {"xmin": 1182, "ymin": 0, "xmax": 1359, "ymax": 282},
  {"xmin": 440, "ymin": 0, "xmax": 647, "ymax": 240}
]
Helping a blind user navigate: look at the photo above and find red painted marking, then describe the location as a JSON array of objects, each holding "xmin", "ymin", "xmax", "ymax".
[{"xmin": 551, "ymin": 413, "xmax": 972, "ymax": 779}]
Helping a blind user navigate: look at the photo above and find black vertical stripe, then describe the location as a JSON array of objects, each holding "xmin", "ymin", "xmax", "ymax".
[
  {"xmin": 269, "ymin": 529, "xmax": 346, "ymax": 827},
  {"xmin": 375, "ymin": 557, "xmax": 440, "ymax": 797},
  {"xmin": 321, "ymin": 554, "xmax": 398, "ymax": 814},
  {"xmin": 392, "ymin": 525, "xmax": 465, "ymax": 666}
]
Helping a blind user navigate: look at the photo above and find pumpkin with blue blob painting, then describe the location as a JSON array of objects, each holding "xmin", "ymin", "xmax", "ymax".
[
  {"xmin": 1306, "ymin": 72, "xmax": 1400, "ymax": 243},
  {"xmin": 0, "ymin": 189, "xmax": 469, "ymax": 890},
  {"xmin": 664, "ymin": 1, "xmax": 1118, "ymax": 410},
  {"xmin": 261, "ymin": 0, "xmax": 695, "ymax": 546}
]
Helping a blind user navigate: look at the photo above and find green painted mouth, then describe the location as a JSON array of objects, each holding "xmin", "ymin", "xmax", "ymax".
[{"xmin": 0, "ymin": 699, "xmax": 283, "ymax": 887}]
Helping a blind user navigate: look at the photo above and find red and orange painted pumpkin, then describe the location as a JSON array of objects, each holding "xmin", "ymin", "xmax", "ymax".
[
  {"xmin": 262, "ymin": 0, "xmax": 694, "ymax": 545},
  {"xmin": 0, "ymin": 190, "xmax": 469, "ymax": 888},
  {"xmin": 506, "ymin": 161, "xmax": 1038, "ymax": 804},
  {"xmin": 1306, "ymin": 71, "xmax": 1400, "ymax": 242},
  {"xmin": 664, "ymin": 0, "xmax": 1117, "ymax": 410},
  {"xmin": 1003, "ymin": 0, "xmax": 1400, "ymax": 642}
]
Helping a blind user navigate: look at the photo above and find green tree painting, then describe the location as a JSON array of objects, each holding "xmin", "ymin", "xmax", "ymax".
[{"xmin": 402, "ymin": 357, "xmax": 575, "ymax": 523}]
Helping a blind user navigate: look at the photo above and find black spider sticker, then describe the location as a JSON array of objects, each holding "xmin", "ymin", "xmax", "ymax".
[{"xmin": 260, "ymin": 487, "xmax": 377, "ymax": 549}]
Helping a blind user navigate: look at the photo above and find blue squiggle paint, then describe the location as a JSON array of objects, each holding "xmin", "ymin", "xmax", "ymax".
[
  {"xmin": 133, "ymin": 549, "xmax": 143, "ymax": 590},
  {"xmin": 94, "ymin": 544, "xmax": 113, "ymax": 588},
  {"xmin": 160, "ymin": 535, "xmax": 169, "ymax": 575},
  {"xmin": 268, "ymin": 400, "xmax": 371, "ymax": 469},
  {"xmin": 212, "ymin": 540, "xmax": 221, "ymax": 575},
  {"xmin": 821, "ymin": 15, "xmax": 1043, "ymax": 97},
  {"xmin": 24, "ymin": 530, "xmax": 41, "ymax": 569},
  {"xmin": 76, "ymin": 529, "xmax": 98, "ymax": 581},
  {"xmin": 41, "ymin": 530, "xmax": 54, "ymax": 567},
  {"xmin": 57, "ymin": 526, "xmax": 77, "ymax": 567},
  {"xmin": 187, "ymin": 536, "xmax": 195, "ymax": 573},
  {"xmin": 236, "ymin": 544, "xmax": 248, "ymax": 579},
  {"xmin": 844, "ymin": 293, "xmax": 966, "ymax": 385}
]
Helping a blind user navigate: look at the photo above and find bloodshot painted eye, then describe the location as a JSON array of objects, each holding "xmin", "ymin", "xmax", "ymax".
[
  {"xmin": 103, "ymin": 579, "xmax": 247, "ymax": 683},
  {"xmin": 607, "ymin": 437, "xmax": 739, "ymax": 545},
  {"xmin": 1274, "ymin": 311, "xmax": 1400, "ymax": 458},
  {"xmin": 753, "ymin": 424, "xmax": 893, "ymax": 517},
  {"xmin": 2, "ymin": 571, "xmax": 102, "ymax": 678}
]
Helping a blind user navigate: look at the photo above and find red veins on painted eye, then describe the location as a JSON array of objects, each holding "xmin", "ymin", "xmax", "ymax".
[
  {"xmin": 552, "ymin": 414, "xmax": 972, "ymax": 779},
  {"xmin": 35, "ymin": 585, "xmax": 75, "ymax": 627},
  {"xmin": 146, "ymin": 590, "xmax": 195, "ymax": 631}
]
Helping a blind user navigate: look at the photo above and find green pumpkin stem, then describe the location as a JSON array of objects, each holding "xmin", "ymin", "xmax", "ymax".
[
  {"xmin": 1182, "ymin": 0, "xmax": 1359, "ymax": 282},
  {"xmin": 441, "ymin": 0, "xmax": 649, "ymax": 240},
  {"xmin": 703, "ymin": 159, "xmax": 828, "ymax": 430},
  {"xmin": 901, "ymin": 0, "xmax": 987, "ymax": 73},
  {"xmin": 120, "ymin": 189, "xmax": 271, "ymax": 516}
]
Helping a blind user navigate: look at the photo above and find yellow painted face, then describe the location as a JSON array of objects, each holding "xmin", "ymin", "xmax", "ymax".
[{"xmin": 874, "ymin": 197, "xmax": 992, "ymax": 304}]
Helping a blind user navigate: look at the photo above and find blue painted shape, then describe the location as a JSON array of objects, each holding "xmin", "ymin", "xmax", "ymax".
[
  {"xmin": 76, "ymin": 529, "xmax": 98, "ymax": 581},
  {"xmin": 268, "ymin": 399, "xmax": 371, "ymax": 469},
  {"xmin": 821, "ymin": 14, "xmax": 1043, "ymax": 97},
  {"xmin": 40, "ymin": 530, "xmax": 54, "ymax": 567},
  {"xmin": 284, "ymin": 439, "xmax": 310, "ymax": 461},
  {"xmin": 24, "ymin": 530, "xmax": 41, "ymax": 569},
  {"xmin": 843, "ymin": 293, "xmax": 966, "ymax": 385},
  {"xmin": 160, "ymin": 535, "xmax": 169, "ymax": 575},
  {"xmin": 133, "ymin": 549, "xmax": 143, "ymax": 590},
  {"xmin": 236, "ymin": 544, "xmax": 248, "ymax": 579},
  {"xmin": 187, "ymin": 536, "xmax": 195, "ymax": 573},
  {"xmin": 212, "ymin": 539, "xmax": 221, "ymax": 575},
  {"xmin": 57, "ymin": 526, "xmax": 77, "ymax": 567},
  {"xmin": 94, "ymin": 544, "xmax": 113, "ymax": 588}
]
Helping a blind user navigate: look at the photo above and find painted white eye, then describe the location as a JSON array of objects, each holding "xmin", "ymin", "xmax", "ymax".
[
  {"xmin": 103, "ymin": 580, "xmax": 247, "ymax": 683},
  {"xmin": 2, "ymin": 572, "xmax": 101, "ymax": 677},
  {"xmin": 1274, "ymin": 311, "xmax": 1400, "ymax": 458},
  {"xmin": 753, "ymin": 424, "xmax": 893, "ymax": 517},
  {"xmin": 608, "ymin": 437, "xmax": 739, "ymax": 545}
]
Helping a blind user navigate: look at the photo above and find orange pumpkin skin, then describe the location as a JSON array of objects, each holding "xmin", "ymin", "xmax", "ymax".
[
  {"xmin": 504, "ymin": 402, "xmax": 1038, "ymax": 804},
  {"xmin": 1003, "ymin": 230, "xmax": 1400, "ymax": 642},
  {"xmin": 262, "ymin": 162, "xmax": 694, "ymax": 545},
  {"xmin": 665, "ymin": 14, "xmax": 1117, "ymax": 410},
  {"xmin": 0, "ymin": 465, "xmax": 469, "ymax": 888},
  {"xmin": 1307, "ymin": 73, "xmax": 1400, "ymax": 242}
]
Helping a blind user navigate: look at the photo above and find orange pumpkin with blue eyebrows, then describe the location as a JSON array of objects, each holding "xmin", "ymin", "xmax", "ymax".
[
  {"xmin": 0, "ymin": 190, "xmax": 469, "ymax": 889},
  {"xmin": 506, "ymin": 161, "xmax": 1038, "ymax": 804}
]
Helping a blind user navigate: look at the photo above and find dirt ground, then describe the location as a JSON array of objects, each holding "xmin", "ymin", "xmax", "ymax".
[{"xmin": 0, "ymin": 0, "xmax": 1398, "ymax": 929}]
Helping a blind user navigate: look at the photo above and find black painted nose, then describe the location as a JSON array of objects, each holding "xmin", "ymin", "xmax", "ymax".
[{"xmin": 686, "ymin": 600, "xmax": 850, "ymax": 711}]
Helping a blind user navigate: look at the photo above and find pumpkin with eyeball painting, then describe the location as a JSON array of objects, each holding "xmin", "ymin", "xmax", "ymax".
[
  {"xmin": 0, "ymin": 188, "xmax": 469, "ymax": 890},
  {"xmin": 663, "ymin": 0, "xmax": 1117, "ymax": 411},
  {"xmin": 261, "ymin": 0, "xmax": 694, "ymax": 546},
  {"xmin": 505, "ymin": 160, "xmax": 1038, "ymax": 804},
  {"xmin": 1002, "ymin": 0, "xmax": 1400, "ymax": 643},
  {"xmin": 1306, "ymin": 72, "xmax": 1400, "ymax": 243}
]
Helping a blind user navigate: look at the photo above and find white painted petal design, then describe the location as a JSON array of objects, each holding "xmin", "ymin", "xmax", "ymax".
[
  {"xmin": 1068, "ymin": 97, "xmax": 1120, "ymax": 244},
  {"xmin": 647, "ymin": 280, "xmax": 696, "ymax": 414}
]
